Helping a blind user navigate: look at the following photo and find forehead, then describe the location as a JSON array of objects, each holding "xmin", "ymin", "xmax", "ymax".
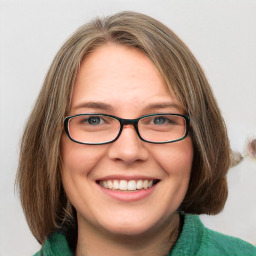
[{"xmin": 70, "ymin": 44, "xmax": 182, "ymax": 115}]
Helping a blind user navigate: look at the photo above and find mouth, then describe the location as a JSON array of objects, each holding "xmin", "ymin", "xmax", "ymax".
[{"xmin": 97, "ymin": 179, "xmax": 159, "ymax": 191}]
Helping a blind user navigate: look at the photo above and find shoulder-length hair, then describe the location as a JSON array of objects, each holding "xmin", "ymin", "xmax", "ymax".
[{"xmin": 16, "ymin": 11, "xmax": 230, "ymax": 244}]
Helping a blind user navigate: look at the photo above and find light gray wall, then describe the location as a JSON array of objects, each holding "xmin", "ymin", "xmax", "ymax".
[{"xmin": 1, "ymin": 1, "xmax": 255, "ymax": 255}]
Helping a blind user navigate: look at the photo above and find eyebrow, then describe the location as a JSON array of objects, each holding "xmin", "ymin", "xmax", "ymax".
[
  {"xmin": 145, "ymin": 103, "xmax": 183, "ymax": 111},
  {"xmin": 73, "ymin": 102, "xmax": 183, "ymax": 112},
  {"xmin": 73, "ymin": 102, "xmax": 114, "ymax": 111}
]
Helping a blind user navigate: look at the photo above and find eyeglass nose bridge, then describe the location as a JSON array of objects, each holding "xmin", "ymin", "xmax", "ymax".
[{"xmin": 115, "ymin": 117, "xmax": 142, "ymax": 142}]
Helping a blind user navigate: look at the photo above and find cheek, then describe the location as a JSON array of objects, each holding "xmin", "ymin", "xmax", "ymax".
[
  {"xmin": 60, "ymin": 136, "xmax": 108, "ymax": 212},
  {"xmin": 151, "ymin": 138, "xmax": 193, "ymax": 177},
  {"xmin": 146, "ymin": 139, "xmax": 193, "ymax": 216},
  {"xmin": 60, "ymin": 136, "xmax": 106, "ymax": 176}
]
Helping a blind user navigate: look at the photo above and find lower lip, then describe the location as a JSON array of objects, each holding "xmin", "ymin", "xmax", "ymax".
[{"xmin": 97, "ymin": 183, "xmax": 157, "ymax": 202}]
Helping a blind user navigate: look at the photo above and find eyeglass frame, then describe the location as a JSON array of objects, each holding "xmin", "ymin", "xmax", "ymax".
[{"xmin": 64, "ymin": 113, "xmax": 190, "ymax": 145}]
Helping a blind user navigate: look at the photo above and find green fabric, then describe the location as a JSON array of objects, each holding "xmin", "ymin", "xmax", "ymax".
[
  {"xmin": 34, "ymin": 232, "xmax": 73, "ymax": 256},
  {"xmin": 34, "ymin": 215, "xmax": 256, "ymax": 256},
  {"xmin": 169, "ymin": 215, "xmax": 256, "ymax": 256}
]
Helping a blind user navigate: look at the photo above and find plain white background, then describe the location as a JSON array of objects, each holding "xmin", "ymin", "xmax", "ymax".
[{"xmin": 1, "ymin": 0, "xmax": 256, "ymax": 255}]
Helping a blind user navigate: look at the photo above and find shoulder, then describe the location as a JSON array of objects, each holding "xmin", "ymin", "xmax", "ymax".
[
  {"xmin": 33, "ymin": 232, "xmax": 73, "ymax": 256},
  {"xmin": 201, "ymin": 226, "xmax": 256, "ymax": 256},
  {"xmin": 170, "ymin": 214, "xmax": 256, "ymax": 256}
]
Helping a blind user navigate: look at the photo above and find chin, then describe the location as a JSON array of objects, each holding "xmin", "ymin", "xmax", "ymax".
[{"xmin": 96, "ymin": 209, "xmax": 174, "ymax": 238}]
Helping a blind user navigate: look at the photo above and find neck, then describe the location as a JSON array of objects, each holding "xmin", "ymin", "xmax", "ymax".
[{"xmin": 75, "ymin": 212, "xmax": 181, "ymax": 256}]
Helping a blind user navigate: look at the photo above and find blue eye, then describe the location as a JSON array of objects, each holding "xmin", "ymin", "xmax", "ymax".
[
  {"xmin": 88, "ymin": 116, "xmax": 102, "ymax": 125},
  {"xmin": 153, "ymin": 116, "xmax": 166, "ymax": 125}
]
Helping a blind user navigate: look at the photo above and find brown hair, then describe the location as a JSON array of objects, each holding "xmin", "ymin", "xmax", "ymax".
[{"xmin": 16, "ymin": 11, "xmax": 230, "ymax": 244}]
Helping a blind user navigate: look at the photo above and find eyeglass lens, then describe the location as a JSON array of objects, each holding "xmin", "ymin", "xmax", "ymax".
[{"xmin": 67, "ymin": 114, "xmax": 187, "ymax": 144}]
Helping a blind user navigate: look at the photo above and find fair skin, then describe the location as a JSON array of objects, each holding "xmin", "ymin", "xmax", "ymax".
[{"xmin": 61, "ymin": 44, "xmax": 193, "ymax": 256}]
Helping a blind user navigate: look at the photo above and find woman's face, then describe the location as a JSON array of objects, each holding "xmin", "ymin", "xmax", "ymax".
[{"xmin": 61, "ymin": 44, "xmax": 193, "ymax": 237}]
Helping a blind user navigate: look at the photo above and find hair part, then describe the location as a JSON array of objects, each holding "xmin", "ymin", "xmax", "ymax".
[{"xmin": 16, "ymin": 11, "xmax": 230, "ymax": 244}]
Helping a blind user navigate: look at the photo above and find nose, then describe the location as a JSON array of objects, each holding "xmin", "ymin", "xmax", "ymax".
[{"xmin": 108, "ymin": 125, "xmax": 149, "ymax": 164}]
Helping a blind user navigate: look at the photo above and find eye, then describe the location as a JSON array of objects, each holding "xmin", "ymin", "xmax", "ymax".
[
  {"xmin": 153, "ymin": 116, "xmax": 167, "ymax": 125},
  {"xmin": 87, "ymin": 116, "xmax": 103, "ymax": 125}
]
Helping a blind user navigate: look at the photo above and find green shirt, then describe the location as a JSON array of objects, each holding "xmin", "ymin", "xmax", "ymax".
[{"xmin": 34, "ymin": 215, "xmax": 256, "ymax": 256}]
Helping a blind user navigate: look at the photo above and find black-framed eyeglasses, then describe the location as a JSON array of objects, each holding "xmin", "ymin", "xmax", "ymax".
[{"xmin": 64, "ymin": 113, "xmax": 190, "ymax": 145}]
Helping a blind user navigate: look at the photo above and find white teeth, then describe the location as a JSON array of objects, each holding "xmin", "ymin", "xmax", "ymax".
[
  {"xmin": 127, "ymin": 180, "xmax": 136, "ymax": 191},
  {"xmin": 136, "ymin": 180, "xmax": 143, "ymax": 190},
  {"xmin": 103, "ymin": 181, "xmax": 108, "ymax": 188},
  {"xmin": 113, "ymin": 180, "xmax": 119, "ymax": 189},
  {"xmin": 119, "ymin": 180, "xmax": 128, "ymax": 190},
  {"xmin": 99, "ymin": 179, "xmax": 156, "ymax": 191},
  {"xmin": 107, "ymin": 180, "xmax": 113, "ymax": 189},
  {"xmin": 143, "ymin": 180, "xmax": 148, "ymax": 189}
]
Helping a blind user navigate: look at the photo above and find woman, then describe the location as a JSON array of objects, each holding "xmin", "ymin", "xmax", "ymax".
[{"xmin": 17, "ymin": 11, "xmax": 256, "ymax": 255}]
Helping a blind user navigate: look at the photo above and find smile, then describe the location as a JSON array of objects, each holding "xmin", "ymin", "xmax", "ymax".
[{"xmin": 98, "ymin": 179, "xmax": 159, "ymax": 191}]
